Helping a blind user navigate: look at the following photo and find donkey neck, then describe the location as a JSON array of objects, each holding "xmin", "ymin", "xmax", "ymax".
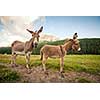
[
  {"xmin": 24, "ymin": 37, "xmax": 36, "ymax": 53},
  {"xmin": 29, "ymin": 37, "xmax": 35, "ymax": 43},
  {"xmin": 28, "ymin": 37, "xmax": 36, "ymax": 48},
  {"xmin": 63, "ymin": 41, "xmax": 73, "ymax": 51}
]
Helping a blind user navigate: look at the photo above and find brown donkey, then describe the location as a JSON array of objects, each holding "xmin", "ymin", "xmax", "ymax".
[
  {"xmin": 11, "ymin": 26, "xmax": 43, "ymax": 69},
  {"xmin": 40, "ymin": 33, "xmax": 81, "ymax": 73}
]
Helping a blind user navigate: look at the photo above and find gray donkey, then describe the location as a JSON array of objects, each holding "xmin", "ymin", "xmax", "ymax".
[
  {"xmin": 11, "ymin": 26, "xmax": 43, "ymax": 69},
  {"xmin": 40, "ymin": 33, "xmax": 81, "ymax": 73}
]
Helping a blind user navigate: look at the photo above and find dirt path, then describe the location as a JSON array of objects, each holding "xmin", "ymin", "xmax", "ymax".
[{"xmin": 0, "ymin": 63, "xmax": 100, "ymax": 83}]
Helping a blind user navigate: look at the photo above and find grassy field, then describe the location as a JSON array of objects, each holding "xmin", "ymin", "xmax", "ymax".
[{"xmin": 0, "ymin": 54, "xmax": 100, "ymax": 82}]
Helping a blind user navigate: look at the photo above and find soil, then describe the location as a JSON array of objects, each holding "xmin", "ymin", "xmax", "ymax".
[{"xmin": 0, "ymin": 63, "xmax": 100, "ymax": 83}]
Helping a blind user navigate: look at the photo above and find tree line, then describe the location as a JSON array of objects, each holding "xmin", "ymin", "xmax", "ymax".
[{"xmin": 0, "ymin": 38, "xmax": 100, "ymax": 55}]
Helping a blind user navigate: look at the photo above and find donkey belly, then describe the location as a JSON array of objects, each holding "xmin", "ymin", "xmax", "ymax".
[
  {"xmin": 49, "ymin": 53, "xmax": 60, "ymax": 58},
  {"xmin": 13, "ymin": 51, "xmax": 32, "ymax": 55},
  {"xmin": 50, "ymin": 55, "xmax": 60, "ymax": 58},
  {"xmin": 14, "ymin": 51, "xmax": 25, "ymax": 55}
]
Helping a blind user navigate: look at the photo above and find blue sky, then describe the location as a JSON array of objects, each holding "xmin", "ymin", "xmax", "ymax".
[{"xmin": 43, "ymin": 16, "xmax": 100, "ymax": 39}]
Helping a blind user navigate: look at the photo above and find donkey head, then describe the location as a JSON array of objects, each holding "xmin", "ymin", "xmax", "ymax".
[
  {"xmin": 72, "ymin": 39, "xmax": 81, "ymax": 51},
  {"xmin": 70, "ymin": 33, "xmax": 81, "ymax": 51},
  {"xmin": 26, "ymin": 26, "xmax": 43, "ymax": 47}
]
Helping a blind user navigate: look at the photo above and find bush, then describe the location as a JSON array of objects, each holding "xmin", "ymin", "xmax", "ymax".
[
  {"xmin": 0, "ymin": 65, "xmax": 20, "ymax": 82},
  {"xmin": 0, "ymin": 38, "xmax": 100, "ymax": 55}
]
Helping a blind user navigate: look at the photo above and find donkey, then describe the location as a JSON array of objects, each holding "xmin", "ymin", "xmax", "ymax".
[
  {"xmin": 11, "ymin": 26, "xmax": 43, "ymax": 69},
  {"xmin": 40, "ymin": 33, "xmax": 81, "ymax": 73}
]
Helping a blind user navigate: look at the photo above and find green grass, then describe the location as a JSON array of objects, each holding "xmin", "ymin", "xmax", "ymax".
[
  {"xmin": 75, "ymin": 77, "xmax": 94, "ymax": 83},
  {"xmin": 0, "ymin": 54, "xmax": 100, "ymax": 75},
  {"xmin": 0, "ymin": 65, "xmax": 20, "ymax": 82},
  {"xmin": 64, "ymin": 55, "xmax": 100, "ymax": 75}
]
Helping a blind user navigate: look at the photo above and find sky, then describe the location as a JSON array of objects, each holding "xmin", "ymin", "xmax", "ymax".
[
  {"xmin": 0, "ymin": 16, "xmax": 100, "ymax": 47},
  {"xmin": 44, "ymin": 16, "xmax": 100, "ymax": 39}
]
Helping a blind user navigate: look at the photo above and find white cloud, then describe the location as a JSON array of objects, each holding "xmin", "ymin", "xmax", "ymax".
[{"xmin": 0, "ymin": 16, "xmax": 45, "ymax": 47}]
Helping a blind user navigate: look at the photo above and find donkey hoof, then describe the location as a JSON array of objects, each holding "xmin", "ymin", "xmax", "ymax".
[
  {"xmin": 60, "ymin": 69, "xmax": 65, "ymax": 73},
  {"xmin": 60, "ymin": 73, "xmax": 65, "ymax": 78},
  {"xmin": 44, "ymin": 71, "xmax": 48, "ymax": 75},
  {"xmin": 59, "ymin": 72, "xmax": 64, "ymax": 79},
  {"xmin": 61, "ymin": 71, "xmax": 65, "ymax": 73},
  {"xmin": 11, "ymin": 64, "xmax": 18, "ymax": 67},
  {"xmin": 27, "ymin": 69, "xmax": 32, "ymax": 74},
  {"xmin": 59, "ymin": 71, "xmax": 65, "ymax": 78}
]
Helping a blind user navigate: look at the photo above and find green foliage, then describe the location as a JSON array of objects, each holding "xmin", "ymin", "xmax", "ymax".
[
  {"xmin": 0, "ymin": 65, "xmax": 20, "ymax": 82},
  {"xmin": 75, "ymin": 77, "xmax": 93, "ymax": 83},
  {"xmin": 79, "ymin": 38, "xmax": 100, "ymax": 54},
  {"xmin": 0, "ymin": 47, "xmax": 11, "ymax": 54},
  {"xmin": 0, "ymin": 38, "xmax": 100, "ymax": 54}
]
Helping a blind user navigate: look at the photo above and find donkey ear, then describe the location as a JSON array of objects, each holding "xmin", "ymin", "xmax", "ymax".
[
  {"xmin": 26, "ymin": 29, "xmax": 34, "ymax": 34},
  {"xmin": 73, "ymin": 32, "xmax": 78, "ymax": 39},
  {"xmin": 37, "ymin": 26, "xmax": 43, "ymax": 34}
]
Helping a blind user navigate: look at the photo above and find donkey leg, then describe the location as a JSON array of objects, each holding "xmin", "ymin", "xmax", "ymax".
[
  {"xmin": 60, "ymin": 57, "xmax": 64, "ymax": 73},
  {"xmin": 42, "ymin": 56, "xmax": 47, "ymax": 72},
  {"xmin": 25, "ymin": 53, "xmax": 30, "ymax": 69},
  {"xmin": 11, "ymin": 53, "xmax": 14, "ymax": 65},
  {"xmin": 11, "ymin": 53, "xmax": 17, "ymax": 67},
  {"xmin": 25, "ymin": 54, "xmax": 32, "ymax": 74}
]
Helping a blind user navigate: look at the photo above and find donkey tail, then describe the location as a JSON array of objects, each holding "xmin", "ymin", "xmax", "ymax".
[{"xmin": 40, "ymin": 50, "xmax": 43, "ymax": 60}]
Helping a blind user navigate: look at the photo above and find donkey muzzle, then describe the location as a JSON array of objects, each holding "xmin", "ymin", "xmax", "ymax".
[
  {"xmin": 78, "ymin": 47, "xmax": 81, "ymax": 51},
  {"xmin": 34, "ymin": 42, "xmax": 38, "ymax": 48}
]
